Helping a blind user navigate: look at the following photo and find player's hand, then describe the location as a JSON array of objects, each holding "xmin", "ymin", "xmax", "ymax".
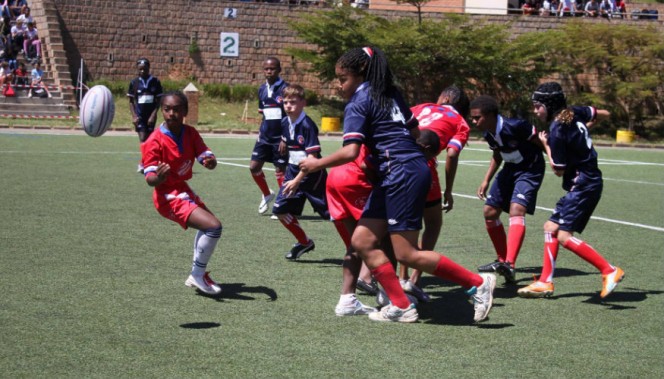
[
  {"xmin": 299, "ymin": 156, "xmax": 320, "ymax": 174},
  {"xmin": 282, "ymin": 180, "xmax": 300, "ymax": 197},
  {"xmin": 156, "ymin": 161, "xmax": 171, "ymax": 179},
  {"xmin": 538, "ymin": 130, "xmax": 549, "ymax": 146},
  {"xmin": 477, "ymin": 182, "xmax": 488, "ymax": 201},
  {"xmin": 132, "ymin": 115, "xmax": 140, "ymax": 126},
  {"xmin": 442, "ymin": 190, "xmax": 454, "ymax": 213},
  {"xmin": 278, "ymin": 140, "xmax": 287, "ymax": 156},
  {"xmin": 202, "ymin": 156, "xmax": 217, "ymax": 170}
]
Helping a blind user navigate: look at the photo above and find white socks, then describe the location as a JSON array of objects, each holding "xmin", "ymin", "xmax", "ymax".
[{"xmin": 191, "ymin": 226, "xmax": 222, "ymax": 277}]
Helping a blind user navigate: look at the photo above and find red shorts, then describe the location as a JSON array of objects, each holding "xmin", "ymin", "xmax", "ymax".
[
  {"xmin": 153, "ymin": 183, "xmax": 205, "ymax": 229},
  {"xmin": 426, "ymin": 158, "xmax": 442, "ymax": 204},
  {"xmin": 326, "ymin": 168, "xmax": 372, "ymax": 221}
]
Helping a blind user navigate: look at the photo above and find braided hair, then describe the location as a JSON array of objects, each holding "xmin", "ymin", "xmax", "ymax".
[
  {"xmin": 439, "ymin": 85, "xmax": 470, "ymax": 119},
  {"xmin": 336, "ymin": 46, "xmax": 396, "ymax": 111}
]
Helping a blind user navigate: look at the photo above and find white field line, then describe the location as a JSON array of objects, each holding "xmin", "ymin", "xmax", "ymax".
[
  {"xmin": 216, "ymin": 158, "xmax": 664, "ymax": 233},
  {"xmin": 450, "ymin": 193, "xmax": 664, "ymax": 233}
]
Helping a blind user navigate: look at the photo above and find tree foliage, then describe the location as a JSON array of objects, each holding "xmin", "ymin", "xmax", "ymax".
[
  {"xmin": 288, "ymin": 9, "xmax": 664, "ymax": 137},
  {"xmin": 513, "ymin": 21, "xmax": 664, "ymax": 134}
]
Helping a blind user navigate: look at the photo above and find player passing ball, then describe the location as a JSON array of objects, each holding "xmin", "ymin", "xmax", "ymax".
[
  {"xmin": 141, "ymin": 91, "xmax": 224, "ymax": 296},
  {"xmin": 300, "ymin": 46, "xmax": 496, "ymax": 324}
]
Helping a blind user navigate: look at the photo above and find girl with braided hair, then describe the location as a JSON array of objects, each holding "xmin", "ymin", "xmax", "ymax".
[
  {"xmin": 518, "ymin": 82, "xmax": 624, "ymax": 299},
  {"xmin": 300, "ymin": 47, "xmax": 496, "ymax": 323}
]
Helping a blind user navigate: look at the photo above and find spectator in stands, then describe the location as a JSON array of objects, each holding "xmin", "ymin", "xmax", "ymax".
[
  {"xmin": 557, "ymin": 0, "xmax": 578, "ymax": 16},
  {"xmin": 7, "ymin": 0, "xmax": 26, "ymax": 19},
  {"xmin": 599, "ymin": 0, "xmax": 614, "ymax": 18},
  {"xmin": 614, "ymin": 0, "xmax": 626, "ymax": 18},
  {"xmin": 16, "ymin": 6, "xmax": 33, "ymax": 26},
  {"xmin": 522, "ymin": 0, "xmax": 537, "ymax": 15},
  {"xmin": 23, "ymin": 21, "xmax": 40, "ymax": 63},
  {"xmin": 13, "ymin": 61, "xmax": 27, "ymax": 87},
  {"xmin": 28, "ymin": 61, "xmax": 51, "ymax": 98},
  {"xmin": 1, "ymin": 60, "xmax": 13, "ymax": 95},
  {"xmin": 10, "ymin": 18, "xmax": 25, "ymax": 54},
  {"xmin": 540, "ymin": 0, "xmax": 553, "ymax": 15},
  {"xmin": 584, "ymin": 0, "xmax": 600, "ymax": 17}
]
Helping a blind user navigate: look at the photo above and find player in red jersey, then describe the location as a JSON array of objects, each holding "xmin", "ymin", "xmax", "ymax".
[
  {"xmin": 328, "ymin": 144, "xmax": 380, "ymax": 315},
  {"xmin": 399, "ymin": 86, "xmax": 471, "ymax": 301},
  {"xmin": 141, "ymin": 91, "xmax": 223, "ymax": 296}
]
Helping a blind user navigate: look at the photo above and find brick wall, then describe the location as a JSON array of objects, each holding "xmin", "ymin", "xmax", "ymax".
[{"xmin": 52, "ymin": 1, "xmax": 663, "ymax": 96}]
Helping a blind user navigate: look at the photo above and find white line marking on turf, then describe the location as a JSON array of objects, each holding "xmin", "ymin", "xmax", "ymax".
[
  {"xmin": 216, "ymin": 159, "xmax": 664, "ymax": 232},
  {"xmin": 451, "ymin": 193, "xmax": 664, "ymax": 232}
]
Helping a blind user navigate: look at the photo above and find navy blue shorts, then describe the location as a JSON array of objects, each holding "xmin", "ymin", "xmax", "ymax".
[
  {"xmin": 251, "ymin": 140, "xmax": 287, "ymax": 167},
  {"xmin": 486, "ymin": 167, "xmax": 544, "ymax": 215},
  {"xmin": 363, "ymin": 157, "xmax": 430, "ymax": 232},
  {"xmin": 550, "ymin": 181, "xmax": 602, "ymax": 233},
  {"xmin": 135, "ymin": 120, "xmax": 155, "ymax": 134},
  {"xmin": 272, "ymin": 170, "xmax": 329, "ymax": 219}
]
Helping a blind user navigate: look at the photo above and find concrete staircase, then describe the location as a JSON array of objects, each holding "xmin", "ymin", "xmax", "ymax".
[{"xmin": 0, "ymin": 0, "xmax": 76, "ymax": 119}]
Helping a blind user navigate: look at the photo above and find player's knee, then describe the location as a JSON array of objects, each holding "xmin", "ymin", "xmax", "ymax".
[
  {"xmin": 204, "ymin": 224, "xmax": 223, "ymax": 238},
  {"xmin": 483, "ymin": 205, "xmax": 500, "ymax": 219},
  {"xmin": 543, "ymin": 220, "xmax": 558, "ymax": 233}
]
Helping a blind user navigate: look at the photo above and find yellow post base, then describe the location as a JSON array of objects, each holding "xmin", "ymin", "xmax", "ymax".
[
  {"xmin": 321, "ymin": 117, "xmax": 341, "ymax": 132},
  {"xmin": 616, "ymin": 130, "xmax": 634, "ymax": 143}
]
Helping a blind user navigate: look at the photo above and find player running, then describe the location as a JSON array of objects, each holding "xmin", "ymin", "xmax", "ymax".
[
  {"xmin": 141, "ymin": 91, "xmax": 224, "ymax": 295},
  {"xmin": 470, "ymin": 95, "xmax": 545, "ymax": 284},
  {"xmin": 518, "ymin": 82, "xmax": 624, "ymax": 299},
  {"xmin": 272, "ymin": 84, "xmax": 329, "ymax": 260}
]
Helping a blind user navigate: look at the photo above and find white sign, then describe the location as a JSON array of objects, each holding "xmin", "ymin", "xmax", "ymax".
[
  {"xmin": 224, "ymin": 8, "xmax": 237, "ymax": 19},
  {"xmin": 220, "ymin": 32, "xmax": 239, "ymax": 57}
]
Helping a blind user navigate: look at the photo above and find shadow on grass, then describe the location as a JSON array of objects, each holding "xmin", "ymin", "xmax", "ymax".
[
  {"xmin": 290, "ymin": 258, "xmax": 343, "ymax": 267},
  {"xmin": 193, "ymin": 282, "xmax": 278, "ymax": 302},
  {"xmin": 557, "ymin": 287, "xmax": 663, "ymax": 310},
  {"xmin": 416, "ymin": 288, "xmax": 513, "ymax": 328},
  {"xmin": 180, "ymin": 322, "xmax": 221, "ymax": 329}
]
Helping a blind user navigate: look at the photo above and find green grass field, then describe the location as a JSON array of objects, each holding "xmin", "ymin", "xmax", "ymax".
[{"xmin": 1, "ymin": 130, "xmax": 663, "ymax": 378}]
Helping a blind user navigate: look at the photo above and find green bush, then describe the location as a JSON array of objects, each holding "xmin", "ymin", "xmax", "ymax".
[
  {"xmin": 89, "ymin": 79, "xmax": 127, "ymax": 97},
  {"xmin": 231, "ymin": 84, "xmax": 258, "ymax": 102},
  {"xmin": 203, "ymin": 83, "xmax": 232, "ymax": 101}
]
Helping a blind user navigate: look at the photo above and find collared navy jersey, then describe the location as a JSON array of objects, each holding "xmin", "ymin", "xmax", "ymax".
[
  {"xmin": 341, "ymin": 83, "xmax": 421, "ymax": 175},
  {"xmin": 483, "ymin": 115, "xmax": 544, "ymax": 172},
  {"xmin": 548, "ymin": 106, "xmax": 601, "ymax": 190},
  {"xmin": 127, "ymin": 75, "xmax": 163, "ymax": 120},
  {"xmin": 258, "ymin": 78, "xmax": 289, "ymax": 144},
  {"xmin": 281, "ymin": 111, "xmax": 322, "ymax": 179}
]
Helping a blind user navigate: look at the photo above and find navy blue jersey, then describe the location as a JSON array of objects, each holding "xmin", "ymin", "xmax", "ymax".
[
  {"xmin": 281, "ymin": 112, "xmax": 322, "ymax": 180},
  {"xmin": 548, "ymin": 106, "xmax": 601, "ymax": 190},
  {"xmin": 483, "ymin": 115, "xmax": 544, "ymax": 172},
  {"xmin": 127, "ymin": 75, "xmax": 163, "ymax": 120},
  {"xmin": 342, "ymin": 83, "xmax": 421, "ymax": 176},
  {"xmin": 258, "ymin": 78, "xmax": 288, "ymax": 144}
]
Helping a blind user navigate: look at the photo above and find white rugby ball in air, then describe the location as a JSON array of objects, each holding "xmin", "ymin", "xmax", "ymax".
[{"xmin": 80, "ymin": 85, "xmax": 115, "ymax": 137}]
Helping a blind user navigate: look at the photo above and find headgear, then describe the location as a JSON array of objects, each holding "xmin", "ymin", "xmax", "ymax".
[
  {"xmin": 532, "ymin": 82, "xmax": 566, "ymax": 120},
  {"xmin": 136, "ymin": 58, "xmax": 150, "ymax": 67}
]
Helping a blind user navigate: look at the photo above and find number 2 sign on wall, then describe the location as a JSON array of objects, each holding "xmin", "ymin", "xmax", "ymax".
[{"xmin": 220, "ymin": 32, "xmax": 239, "ymax": 57}]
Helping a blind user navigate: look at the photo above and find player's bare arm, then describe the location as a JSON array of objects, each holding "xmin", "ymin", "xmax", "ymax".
[
  {"xmin": 300, "ymin": 143, "xmax": 360, "ymax": 174},
  {"xmin": 146, "ymin": 162, "xmax": 171, "ymax": 187}
]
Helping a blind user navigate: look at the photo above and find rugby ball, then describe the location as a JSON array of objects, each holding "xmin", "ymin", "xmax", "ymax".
[{"xmin": 80, "ymin": 85, "xmax": 115, "ymax": 137}]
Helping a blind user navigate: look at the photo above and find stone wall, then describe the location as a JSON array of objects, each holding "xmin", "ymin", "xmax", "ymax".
[{"xmin": 52, "ymin": 1, "xmax": 663, "ymax": 97}]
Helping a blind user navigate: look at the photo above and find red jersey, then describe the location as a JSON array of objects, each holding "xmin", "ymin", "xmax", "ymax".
[
  {"xmin": 142, "ymin": 124, "xmax": 214, "ymax": 188},
  {"xmin": 410, "ymin": 103, "xmax": 470, "ymax": 154},
  {"xmin": 326, "ymin": 145, "xmax": 373, "ymax": 221},
  {"xmin": 141, "ymin": 124, "xmax": 215, "ymax": 228}
]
